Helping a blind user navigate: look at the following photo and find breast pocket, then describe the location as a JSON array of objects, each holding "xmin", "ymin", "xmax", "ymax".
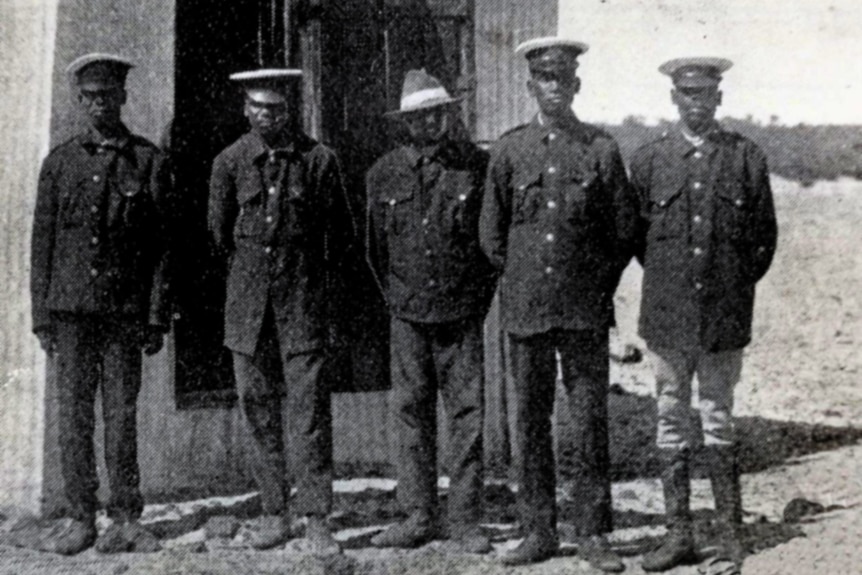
[
  {"xmin": 715, "ymin": 183, "xmax": 751, "ymax": 242},
  {"xmin": 563, "ymin": 168, "xmax": 595, "ymax": 222},
  {"xmin": 380, "ymin": 189, "xmax": 414, "ymax": 236},
  {"xmin": 511, "ymin": 173, "xmax": 543, "ymax": 225},
  {"xmin": 648, "ymin": 187, "xmax": 686, "ymax": 240},
  {"xmin": 235, "ymin": 187, "xmax": 265, "ymax": 238}
]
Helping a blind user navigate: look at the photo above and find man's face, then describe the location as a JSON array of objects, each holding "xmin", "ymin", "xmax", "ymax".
[
  {"xmin": 527, "ymin": 67, "xmax": 579, "ymax": 118},
  {"xmin": 672, "ymin": 85, "xmax": 722, "ymax": 134},
  {"xmin": 402, "ymin": 105, "xmax": 453, "ymax": 146},
  {"xmin": 78, "ymin": 80, "xmax": 126, "ymax": 129},
  {"xmin": 244, "ymin": 88, "xmax": 290, "ymax": 138}
]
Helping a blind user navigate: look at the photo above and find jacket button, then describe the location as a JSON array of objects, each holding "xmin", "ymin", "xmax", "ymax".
[
  {"xmin": 735, "ymin": 199, "xmax": 744, "ymax": 207},
  {"xmin": 694, "ymin": 281, "xmax": 703, "ymax": 290},
  {"xmin": 547, "ymin": 166, "xmax": 557, "ymax": 174},
  {"xmin": 545, "ymin": 266, "xmax": 554, "ymax": 274},
  {"xmin": 693, "ymin": 247, "xmax": 703, "ymax": 256},
  {"xmin": 90, "ymin": 268, "xmax": 99, "ymax": 277},
  {"xmin": 92, "ymin": 175, "xmax": 101, "ymax": 182},
  {"xmin": 548, "ymin": 132, "xmax": 557, "ymax": 141},
  {"xmin": 265, "ymin": 216, "xmax": 273, "ymax": 223},
  {"xmin": 693, "ymin": 215, "xmax": 702, "ymax": 224},
  {"xmin": 90, "ymin": 205, "xmax": 99, "ymax": 214},
  {"xmin": 425, "ymin": 249, "xmax": 432, "ymax": 257},
  {"xmin": 91, "ymin": 237, "xmax": 99, "ymax": 246},
  {"xmin": 428, "ymin": 279, "xmax": 437, "ymax": 287},
  {"xmin": 264, "ymin": 247, "xmax": 272, "ymax": 254},
  {"xmin": 547, "ymin": 200, "xmax": 557, "ymax": 209},
  {"xmin": 422, "ymin": 218, "xmax": 429, "ymax": 226},
  {"xmin": 659, "ymin": 200, "xmax": 667, "ymax": 207},
  {"xmin": 545, "ymin": 233, "xmax": 554, "ymax": 242},
  {"xmin": 389, "ymin": 199, "xmax": 396, "ymax": 206},
  {"xmin": 458, "ymin": 194, "xmax": 467, "ymax": 201},
  {"xmin": 693, "ymin": 181, "xmax": 703, "ymax": 190},
  {"xmin": 693, "ymin": 151, "xmax": 703, "ymax": 159},
  {"xmin": 268, "ymin": 187, "xmax": 276, "ymax": 195}
]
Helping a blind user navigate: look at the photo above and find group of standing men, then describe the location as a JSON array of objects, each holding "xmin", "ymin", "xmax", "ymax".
[{"xmin": 30, "ymin": 33, "xmax": 776, "ymax": 575}]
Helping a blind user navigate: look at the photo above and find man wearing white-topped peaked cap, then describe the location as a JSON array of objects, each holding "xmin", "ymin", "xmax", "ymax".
[
  {"xmin": 631, "ymin": 58, "xmax": 777, "ymax": 573},
  {"xmin": 208, "ymin": 67, "xmax": 355, "ymax": 554},
  {"xmin": 480, "ymin": 37, "xmax": 638, "ymax": 571}
]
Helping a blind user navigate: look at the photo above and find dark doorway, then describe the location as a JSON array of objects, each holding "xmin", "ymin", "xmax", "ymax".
[{"xmin": 169, "ymin": 0, "xmax": 471, "ymax": 407}]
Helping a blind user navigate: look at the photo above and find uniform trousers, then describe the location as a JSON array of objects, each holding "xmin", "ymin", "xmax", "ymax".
[
  {"xmin": 53, "ymin": 312, "xmax": 144, "ymax": 523},
  {"xmin": 390, "ymin": 316, "xmax": 485, "ymax": 530},
  {"xmin": 649, "ymin": 346, "xmax": 743, "ymax": 449},
  {"xmin": 508, "ymin": 328, "xmax": 612, "ymax": 537},
  {"xmin": 232, "ymin": 309, "xmax": 333, "ymax": 517}
]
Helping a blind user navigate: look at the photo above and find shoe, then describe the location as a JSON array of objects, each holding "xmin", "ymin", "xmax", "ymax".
[
  {"xmin": 643, "ymin": 448, "xmax": 697, "ymax": 572},
  {"xmin": 370, "ymin": 511, "xmax": 440, "ymax": 548},
  {"xmin": 39, "ymin": 518, "xmax": 96, "ymax": 555},
  {"xmin": 250, "ymin": 514, "xmax": 291, "ymax": 550},
  {"xmin": 121, "ymin": 521, "xmax": 161, "ymax": 553},
  {"xmin": 94, "ymin": 520, "xmax": 161, "ymax": 554},
  {"xmin": 643, "ymin": 526, "xmax": 697, "ymax": 572},
  {"xmin": 577, "ymin": 534, "xmax": 625, "ymax": 573},
  {"xmin": 500, "ymin": 529, "xmax": 558, "ymax": 566},
  {"xmin": 450, "ymin": 523, "xmax": 492, "ymax": 554},
  {"xmin": 305, "ymin": 515, "xmax": 342, "ymax": 555}
]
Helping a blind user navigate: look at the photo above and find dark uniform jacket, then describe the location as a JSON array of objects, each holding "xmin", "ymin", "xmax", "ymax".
[
  {"xmin": 366, "ymin": 141, "xmax": 497, "ymax": 324},
  {"xmin": 630, "ymin": 125, "xmax": 778, "ymax": 351},
  {"xmin": 480, "ymin": 115, "xmax": 638, "ymax": 336},
  {"xmin": 30, "ymin": 126, "xmax": 171, "ymax": 333},
  {"xmin": 208, "ymin": 130, "xmax": 353, "ymax": 356}
]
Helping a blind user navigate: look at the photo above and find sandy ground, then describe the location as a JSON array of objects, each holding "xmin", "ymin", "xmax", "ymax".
[{"xmin": 2, "ymin": 176, "xmax": 861, "ymax": 574}]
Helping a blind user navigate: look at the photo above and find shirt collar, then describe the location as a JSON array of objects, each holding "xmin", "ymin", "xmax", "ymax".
[
  {"xmin": 247, "ymin": 129, "xmax": 305, "ymax": 164},
  {"xmin": 403, "ymin": 141, "xmax": 447, "ymax": 169},
  {"xmin": 672, "ymin": 121, "xmax": 722, "ymax": 157}
]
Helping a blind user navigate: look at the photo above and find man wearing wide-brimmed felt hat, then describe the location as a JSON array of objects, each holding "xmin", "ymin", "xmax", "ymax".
[
  {"xmin": 208, "ymin": 68, "xmax": 355, "ymax": 553},
  {"xmin": 480, "ymin": 38, "xmax": 638, "ymax": 571},
  {"xmin": 631, "ymin": 58, "xmax": 777, "ymax": 573},
  {"xmin": 366, "ymin": 69, "xmax": 497, "ymax": 553},
  {"xmin": 29, "ymin": 53, "xmax": 171, "ymax": 555}
]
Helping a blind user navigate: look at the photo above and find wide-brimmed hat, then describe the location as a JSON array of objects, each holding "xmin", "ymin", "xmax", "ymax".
[{"xmin": 385, "ymin": 69, "xmax": 462, "ymax": 117}]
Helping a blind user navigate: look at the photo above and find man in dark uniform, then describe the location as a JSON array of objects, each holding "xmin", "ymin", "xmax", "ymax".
[
  {"xmin": 631, "ymin": 58, "xmax": 777, "ymax": 574},
  {"xmin": 365, "ymin": 70, "xmax": 497, "ymax": 553},
  {"xmin": 480, "ymin": 38, "xmax": 638, "ymax": 571},
  {"xmin": 29, "ymin": 53, "xmax": 171, "ymax": 555},
  {"xmin": 208, "ymin": 69, "xmax": 353, "ymax": 552}
]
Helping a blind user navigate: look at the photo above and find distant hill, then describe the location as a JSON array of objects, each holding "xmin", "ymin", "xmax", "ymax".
[{"xmin": 601, "ymin": 116, "xmax": 862, "ymax": 186}]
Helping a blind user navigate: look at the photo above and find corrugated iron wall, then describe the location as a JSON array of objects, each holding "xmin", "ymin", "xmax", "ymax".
[
  {"xmin": 474, "ymin": 0, "xmax": 557, "ymax": 144},
  {"xmin": 0, "ymin": 0, "xmax": 59, "ymax": 513}
]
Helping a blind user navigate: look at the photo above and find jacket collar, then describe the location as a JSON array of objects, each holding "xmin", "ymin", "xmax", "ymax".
[
  {"xmin": 670, "ymin": 121, "xmax": 723, "ymax": 158},
  {"xmin": 77, "ymin": 124, "xmax": 132, "ymax": 153},
  {"xmin": 531, "ymin": 112, "xmax": 598, "ymax": 145},
  {"xmin": 243, "ymin": 129, "xmax": 316, "ymax": 164}
]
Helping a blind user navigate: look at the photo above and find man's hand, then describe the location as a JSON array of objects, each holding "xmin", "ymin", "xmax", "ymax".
[
  {"xmin": 142, "ymin": 326, "xmax": 165, "ymax": 356},
  {"xmin": 35, "ymin": 327, "xmax": 56, "ymax": 356}
]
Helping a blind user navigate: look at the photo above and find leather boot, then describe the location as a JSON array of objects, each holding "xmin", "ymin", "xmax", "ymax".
[
  {"xmin": 39, "ymin": 518, "xmax": 97, "ymax": 556},
  {"xmin": 702, "ymin": 445, "xmax": 745, "ymax": 573},
  {"xmin": 643, "ymin": 449, "xmax": 697, "ymax": 572}
]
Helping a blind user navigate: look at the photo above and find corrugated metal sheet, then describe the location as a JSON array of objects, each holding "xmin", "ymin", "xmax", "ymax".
[
  {"xmin": 474, "ymin": 0, "xmax": 557, "ymax": 143},
  {"xmin": 0, "ymin": 0, "xmax": 58, "ymax": 513}
]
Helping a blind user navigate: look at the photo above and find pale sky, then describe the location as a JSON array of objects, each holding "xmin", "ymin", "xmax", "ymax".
[{"xmin": 559, "ymin": 0, "xmax": 862, "ymax": 125}]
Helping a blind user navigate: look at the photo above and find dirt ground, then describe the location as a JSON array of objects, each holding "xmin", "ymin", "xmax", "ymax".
[{"xmin": 2, "ymin": 176, "xmax": 861, "ymax": 574}]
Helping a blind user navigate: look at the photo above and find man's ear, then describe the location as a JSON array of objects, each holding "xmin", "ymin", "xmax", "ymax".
[
  {"xmin": 717, "ymin": 90, "xmax": 723, "ymax": 106},
  {"xmin": 573, "ymin": 76, "xmax": 581, "ymax": 95},
  {"xmin": 526, "ymin": 77, "xmax": 537, "ymax": 98},
  {"xmin": 119, "ymin": 88, "xmax": 127, "ymax": 106},
  {"xmin": 670, "ymin": 88, "xmax": 680, "ymax": 106}
]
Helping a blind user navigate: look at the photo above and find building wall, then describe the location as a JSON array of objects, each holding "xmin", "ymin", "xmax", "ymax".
[
  {"xmin": 0, "ymin": 0, "xmax": 560, "ymax": 514},
  {"xmin": 0, "ymin": 0, "xmax": 59, "ymax": 514}
]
